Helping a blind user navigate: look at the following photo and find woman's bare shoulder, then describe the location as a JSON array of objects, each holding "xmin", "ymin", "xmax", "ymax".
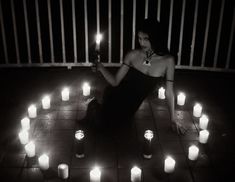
[{"xmin": 124, "ymin": 50, "xmax": 142, "ymax": 64}]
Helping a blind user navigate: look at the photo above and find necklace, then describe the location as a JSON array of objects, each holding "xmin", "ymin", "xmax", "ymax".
[{"xmin": 142, "ymin": 50, "xmax": 155, "ymax": 66}]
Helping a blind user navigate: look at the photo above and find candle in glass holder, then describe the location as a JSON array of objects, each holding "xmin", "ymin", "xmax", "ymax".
[
  {"xmin": 199, "ymin": 130, "xmax": 209, "ymax": 144},
  {"xmin": 38, "ymin": 154, "xmax": 49, "ymax": 170},
  {"xmin": 75, "ymin": 130, "xmax": 85, "ymax": 158},
  {"xmin": 193, "ymin": 103, "xmax": 202, "ymax": 117},
  {"xmin": 90, "ymin": 167, "xmax": 101, "ymax": 182},
  {"xmin": 164, "ymin": 156, "xmax": 175, "ymax": 173},
  {"xmin": 42, "ymin": 95, "xmax": 51, "ymax": 109},
  {"xmin": 158, "ymin": 87, "xmax": 165, "ymax": 99},
  {"xmin": 21, "ymin": 117, "xmax": 30, "ymax": 130},
  {"xmin": 19, "ymin": 130, "xmax": 29, "ymax": 145},
  {"xmin": 61, "ymin": 88, "xmax": 69, "ymax": 101},
  {"xmin": 82, "ymin": 82, "xmax": 90, "ymax": 96},
  {"xmin": 58, "ymin": 163, "xmax": 69, "ymax": 179},
  {"xmin": 143, "ymin": 130, "xmax": 154, "ymax": 159},
  {"xmin": 25, "ymin": 141, "xmax": 35, "ymax": 158},
  {"xmin": 188, "ymin": 145, "xmax": 199, "ymax": 160},
  {"xmin": 28, "ymin": 104, "xmax": 37, "ymax": 118},
  {"xmin": 131, "ymin": 166, "xmax": 141, "ymax": 182},
  {"xmin": 199, "ymin": 114, "xmax": 209, "ymax": 130},
  {"xmin": 177, "ymin": 92, "xmax": 186, "ymax": 106}
]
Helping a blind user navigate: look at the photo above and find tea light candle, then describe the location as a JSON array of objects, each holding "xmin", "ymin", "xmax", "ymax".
[
  {"xmin": 38, "ymin": 154, "xmax": 49, "ymax": 170},
  {"xmin": 188, "ymin": 145, "xmax": 199, "ymax": 160},
  {"xmin": 82, "ymin": 82, "xmax": 90, "ymax": 96},
  {"xmin": 143, "ymin": 130, "xmax": 154, "ymax": 159},
  {"xmin": 199, "ymin": 130, "xmax": 209, "ymax": 144},
  {"xmin": 199, "ymin": 114, "xmax": 209, "ymax": 130},
  {"xmin": 164, "ymin": 156, "xmax": 175, "ymax": 173},
  {"xmin": 61, "ymin": 88, "xmax": 69, "ymax": 101},
  {"xmin": 158, "ymin": 87, "xmax": 165, "ymax": 99},
  {"xmin": 18, "ymin": 130, "xmax": 29, "ymax": 145},
  {"xmin": 193, "ymin": 103, "xmax": 202, "ymax": 117},
  {"xmin": 90, "ymin": 167, "xmax": 101, "ymax": 182},
  {"xmin": 131, "ymin": 166, "xmax": 141, "ymax": 182},
  {"xmin": 58, "ymin": 163, "xmax": 69, "ymax": 179},
  {"xmin": 21, "ymin": 117, "xmax": 30, "ymax": 130},
  {"xmin": 95, "ymin": 33, "xmax": 102, "ymax": 51},
  {"xmin": 28, "ymin": 104, "xmax": 37, "ymax": 118},
  {"xmin": 75, "ymin": 130, "xmax": 85, "ymax": 158},
  {"xmin": 42, "ymin": 95, "xmax": 51, "ymax": 109},
  {"xmin": 25, "ymin": 141, "xmax": 35, "ymax": 157},
  {"xmin": 177, "ymin": 92, "xmax": 186, "ymax": 106}
]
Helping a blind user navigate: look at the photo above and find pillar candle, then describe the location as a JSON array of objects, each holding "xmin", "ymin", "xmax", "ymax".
[
  {"xmin": 158, "ymin": 87, "xmax": 165, "ymax": 99},
  {"xmin": 199, "ymin": 130, "xmax": 209, "ymax": 144},
  {"xmin": 177, "ymin": 92, "xmax": 186, "ymax": 106},
  {"xmin": 75, "ymin": 130, "xmax": 85, "ymax": 158},
  {"xmin": 38, "ymin": 154, "xmax": 49, "ymax": 170},
  {"xmin": 58, "ymin": 163, "xmax": 69, "ymax": 179},
  {"xmin": 95, "ymin": 33, "xmax": 102, "ymax": 51},
  {"xmin": 82, "ymin": 82, "xmax": 91, "ymax": 96},
  {"xmin": 90, "ymin": 167, "xmax": 101, "ymax": 182},
  {"xmin": 42, "ymin": 95, "xmax": 51, "ymax": 109},
  {"xmin": 131, "ymin": 166, "xmax": 141, "ymax": 182},
  {"xmin": 164, "ymin": 156, "xmax": 175, "ymax": 173},
  {"xmin": 188, "ymin": 145, "xmax": 199, "ymax": 160},
  {"xmin": 193, "ymin": 103, "xmax": 202, "ymax": 117},
  {"xmin": 19, "ymin": 130, "xmax": 29, "ymax": 145},
  {"xmin": 28, "ymin": 104, "xmax": 37, "ymax": 118},
  {"xmin": 199, "ymin": 114, "xmax": 209, "ymax": 130},
  {"xmin": 143, "ymin": 130, "xmax": 154, "ymax": 159},
  {"xmin": 61, "ymin": 88, "xmax": 69, "ymax": 101},
  {"xmin": 21, "ymin": 117, "xmax": 30, "ymax": 130},
  {"xmin": 25, "ymin": 141, "xmax": 35, "ymax": 158}
]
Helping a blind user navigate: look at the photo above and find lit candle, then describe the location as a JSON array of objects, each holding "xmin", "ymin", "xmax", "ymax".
[
  {"xmin": 199, "ymin": 130, "xmax": 209, "ymax": 144},
  {"xmin": 18, "ymin": 130, "xmax": 29, "ymax": 145},
  {"xmin": 28, "ymin": 104, "xmax": 37, "ymax": 118},
  {"xmin": 58, "ymin": 163, "xmax": 69, "ymax": 179},
  {"xmin": 199, "ymin": 114, "xmax": 209, "ymax": 130},
  {"xmin": 21, "ymin": 117, "xmax": 30, "ymax": 130},
  {"xmin": 75, "ymin": 130, "xmax": 85, "ymax": 158},
  {"xmin": 38, "ymin": 154, "xmax": 49, "ymax": 170},
  {"xmin": 131, "ymin": 166, "xmax": 142, "ymax": 182},
  {"xmin": 42, "ymin": 95, "xmax": 51, "ymax": 109},
  {"xmin": 61, "ymin": 88, "xmax": 70, "ymax": 101},
  {"xmin": 177, "ymin": 92, "xmax": 186, "ymax": 106},
  {"xmin": 143, "ymin": 130, "xmax": 154, "ymax": 159},
  {"xmin": 158, "ymin": 87, "xmax": 165, "ymax": 99},
  {"xmin": 164, "ymin": 156, "xmax": 175, "ymax": 173},
  {"xmin": 90, "ymin": 167, "xmax": 101, "ymax": 182},
  {"xmin": 82, "ymin": 82, "xmax": 91, "ymax": 96},
  {"xmin": 188, "ymin": 145, "xmax": 199, "ymax": 160},
  {"xmin": 25, "ymin": 141, "xmax": 35, "ymax": 158},
  {"xmin": 193, "ymin": 103, "xmax": 202, "ymax": 117},
  {"xmin": 95, "ymin": 33, "xmax": 102, "ymax": 51}
]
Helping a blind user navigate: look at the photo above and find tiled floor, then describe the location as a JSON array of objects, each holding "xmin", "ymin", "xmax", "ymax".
[{"xmin": 0, "ymin": 67, "xmax": 235, "ymax": 182}]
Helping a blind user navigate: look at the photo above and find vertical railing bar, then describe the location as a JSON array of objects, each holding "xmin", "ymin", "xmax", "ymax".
[
  {"xmin": 59, "ymin": 0, "xmax": 66, "ymax": 63},
  {"xmin": 0, "ymin": 0, "xmax": 9, "ymax": 63},
  {"xmin": 23, "ymin": 0, "xmax": 31, "ymax": 64},
  {"xmin": 108, "ymin": 0, "xmax": 112, "ymax": 63},
  {"xmin": 226, "ymin": 6, "xmax": 235, "ymax": 69},
  {"xmin": 10, "ymin": 0, "xmax": 20, "ymax": 64},
  {"xmin": 201, "ymin": 0, "xmax": 212, "ymax": 67},
  {"xmin": 47, "ymin": 0, "xmax": 54, "ymax": 63},
  {"xmin": 145, "ymin": 0, "xmax": 149, "ymax": 19},
  {"xmin": 132, "ymin": 0, "xmax": 136, "ymax": 49},
  {"xmin": 157, "ymin": 0, "xmax": 161, "ymax": 22},
  {"xmin": 213, "ymin": 0, "xmax": 225, "ymax": 68},
  {"xmin": 177, "ymin": 0, "xmax": 186, "ymax": 66},
  {"xmin": 35, "ymin": 0, "xmax": 43, "ymax": 63},
  {"xmin": 189, "ymin": 0, "xmax": 199, "ymax": 67},
  {"xmin": 96, "ymin": 0, "xmax": 100, "ymax": 50},
  {"xmin": 72, "ymin": 0, "xmax": 77, "ymax": 63},
  {"xmin": 84, "ymin": 0, "xmax": 89, "ymax": 63},
  {"xmin": 167, "ymin": 0, "xmax": 174, "ymax": 50},
  {"xmin": 120, "ymin": 0, "xmax": 124, "ymax": 63}
]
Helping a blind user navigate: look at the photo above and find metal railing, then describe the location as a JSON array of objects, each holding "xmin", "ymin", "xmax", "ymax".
[{"xmin": 0, "ymin": 0, "xmax": 234, "ymax": 72}]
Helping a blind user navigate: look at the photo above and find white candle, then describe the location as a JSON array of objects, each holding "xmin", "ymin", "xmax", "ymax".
[
  {"xmin": 21, "ymin": 117, "xmax": 30, "ymax": 130},
  {"xmin": 61, "ymin": 88, "xmax": 70, "ymax": 101},
  {"xmin": 164, "ymin": 156, "xmax": 175, "ymax": 173},
  {"xmin": 19, "ymin": 130, "xmax": 29, "ymax": 145},
  {"xmin": 143, "ymin": 130, "xmax": 154, "ymax": 159},
  {"xmin": 199, "ymin": 114, "xmax": 209, "ymax": 130},
  {"xmin": 25, "ymin": 141, "xmax": 35, "ymax": 157},
  {"xmin": 158, "ymin": 87, "xmax": 165, "ymax": 99},
  {"xmin": 82, "ymin": 82, "xmax": 91, "ymax": 96},
  {"xmin": 38, "ymin": 154, "xmax": 49, "ymax": 170},
  {"xmin": 42, "ymin": 95, "xmax": 51, "ymax": 109},
  {"xmin": 131, "ymin": 166, "xmax": 141, "ymax": 182},
  {"xmin": 177, "ymin": 92, "xmax": 186, "ymax": 106},
  {"xmin": 90, "ymin": 167, "xmax": 101, "ymax": 182},
  {"xmin": 193, "ymin": 103, "xmax": 202, "ymax": 117},
  {"xmin": 199, "ymin": 130, "xmax": 209, "ymax": 144},
  {"xmin": 28, "ymin": 104, "xmax": 37, "ymax": 118},
  {"xmin": 58, "ymin": 163, "xmax": 69, "ymax": 179},
  {"xmin": 95, "ymin": 33, "xmax": 102, "ymax": 51},
  {"xmin": 188, "ymin": 145, "xmax": 199, "ymax": 160}
]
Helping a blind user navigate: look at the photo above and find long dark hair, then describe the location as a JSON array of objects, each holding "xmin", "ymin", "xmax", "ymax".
[{"xmin": 136, "ymin": 18, "xmax": 170, "ymax": 55}]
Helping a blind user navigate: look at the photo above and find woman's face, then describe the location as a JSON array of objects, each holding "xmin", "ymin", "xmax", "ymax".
[{"xmin": 138, "ymin": 31, "xmax": 152, "ymax": 51}]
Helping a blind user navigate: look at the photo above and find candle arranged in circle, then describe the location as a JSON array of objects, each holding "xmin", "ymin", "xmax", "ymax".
[
  {"xmin": 19, "ymin": 130, "xmax": 29, "ymax": 145},
  {"xmin": 42, "ymin": 95, "xmax": 51, "ymax": 109},
  {"xmin": 38, "ymin": 154, "xmax": 49, "ymax": 170},
  {"xmin": 58, "ymin": 163, "xmax": 69, "ymax": 179},
  {"xmin": 164, "ymin": 156, "xmax": 176, "ymax": 173},
  {"xmin": 61, "ymin": 87, "xmax": 70, "ymax": 101},
  {"xmin": 21, "ymin": 117, "xmax": 30, "ymax": 130},
  {"xmin": 143, "ymin": 130, "xmax": 154, "ymax": 159},
  {"xmin": 188, "ymin": 145, "xmax": 199, "ymax": 160},
  {"xmin": 131, "ymin": 166, "xmax": 142, "ymax": 182},
  {"xmin": 199, "ymin": 129, "xmax": 209, "ymax": 144},
  {"xmin": 82, "ymin": 82, "xmax": 91, "ymax": 96},
  {"xmin": 193, "ymin": 103, "xmax": 202, "ymax": 117},
  {"xmin": 158, "ymin": 87, "xmax": 165, "ymax": 99},
  {"xmin": 25, "ymin": 141, "xmax": 35, "ymax": 158},
  {"xmin": 28, "ymin": 104, "xmax": 37, "ymax": 118},
  {"xmin": 75, "ymin": 130, "xmax": 85, "ymax": 158},
  {"xmin": 90, "ymin": 167, "xmax": 101, "ymax": 182},
  {"xmin": 177, "ymin": 92, "xmax": 186, "ymax": 106},
  {"xmin": 199, "ymin": 114, "xmax": 209, "ymax": 130}
]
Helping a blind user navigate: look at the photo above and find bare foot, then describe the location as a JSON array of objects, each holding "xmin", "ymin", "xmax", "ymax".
[{"xmin": 171, "ymin": 121, "xmax": 188, "ymax": 135}]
